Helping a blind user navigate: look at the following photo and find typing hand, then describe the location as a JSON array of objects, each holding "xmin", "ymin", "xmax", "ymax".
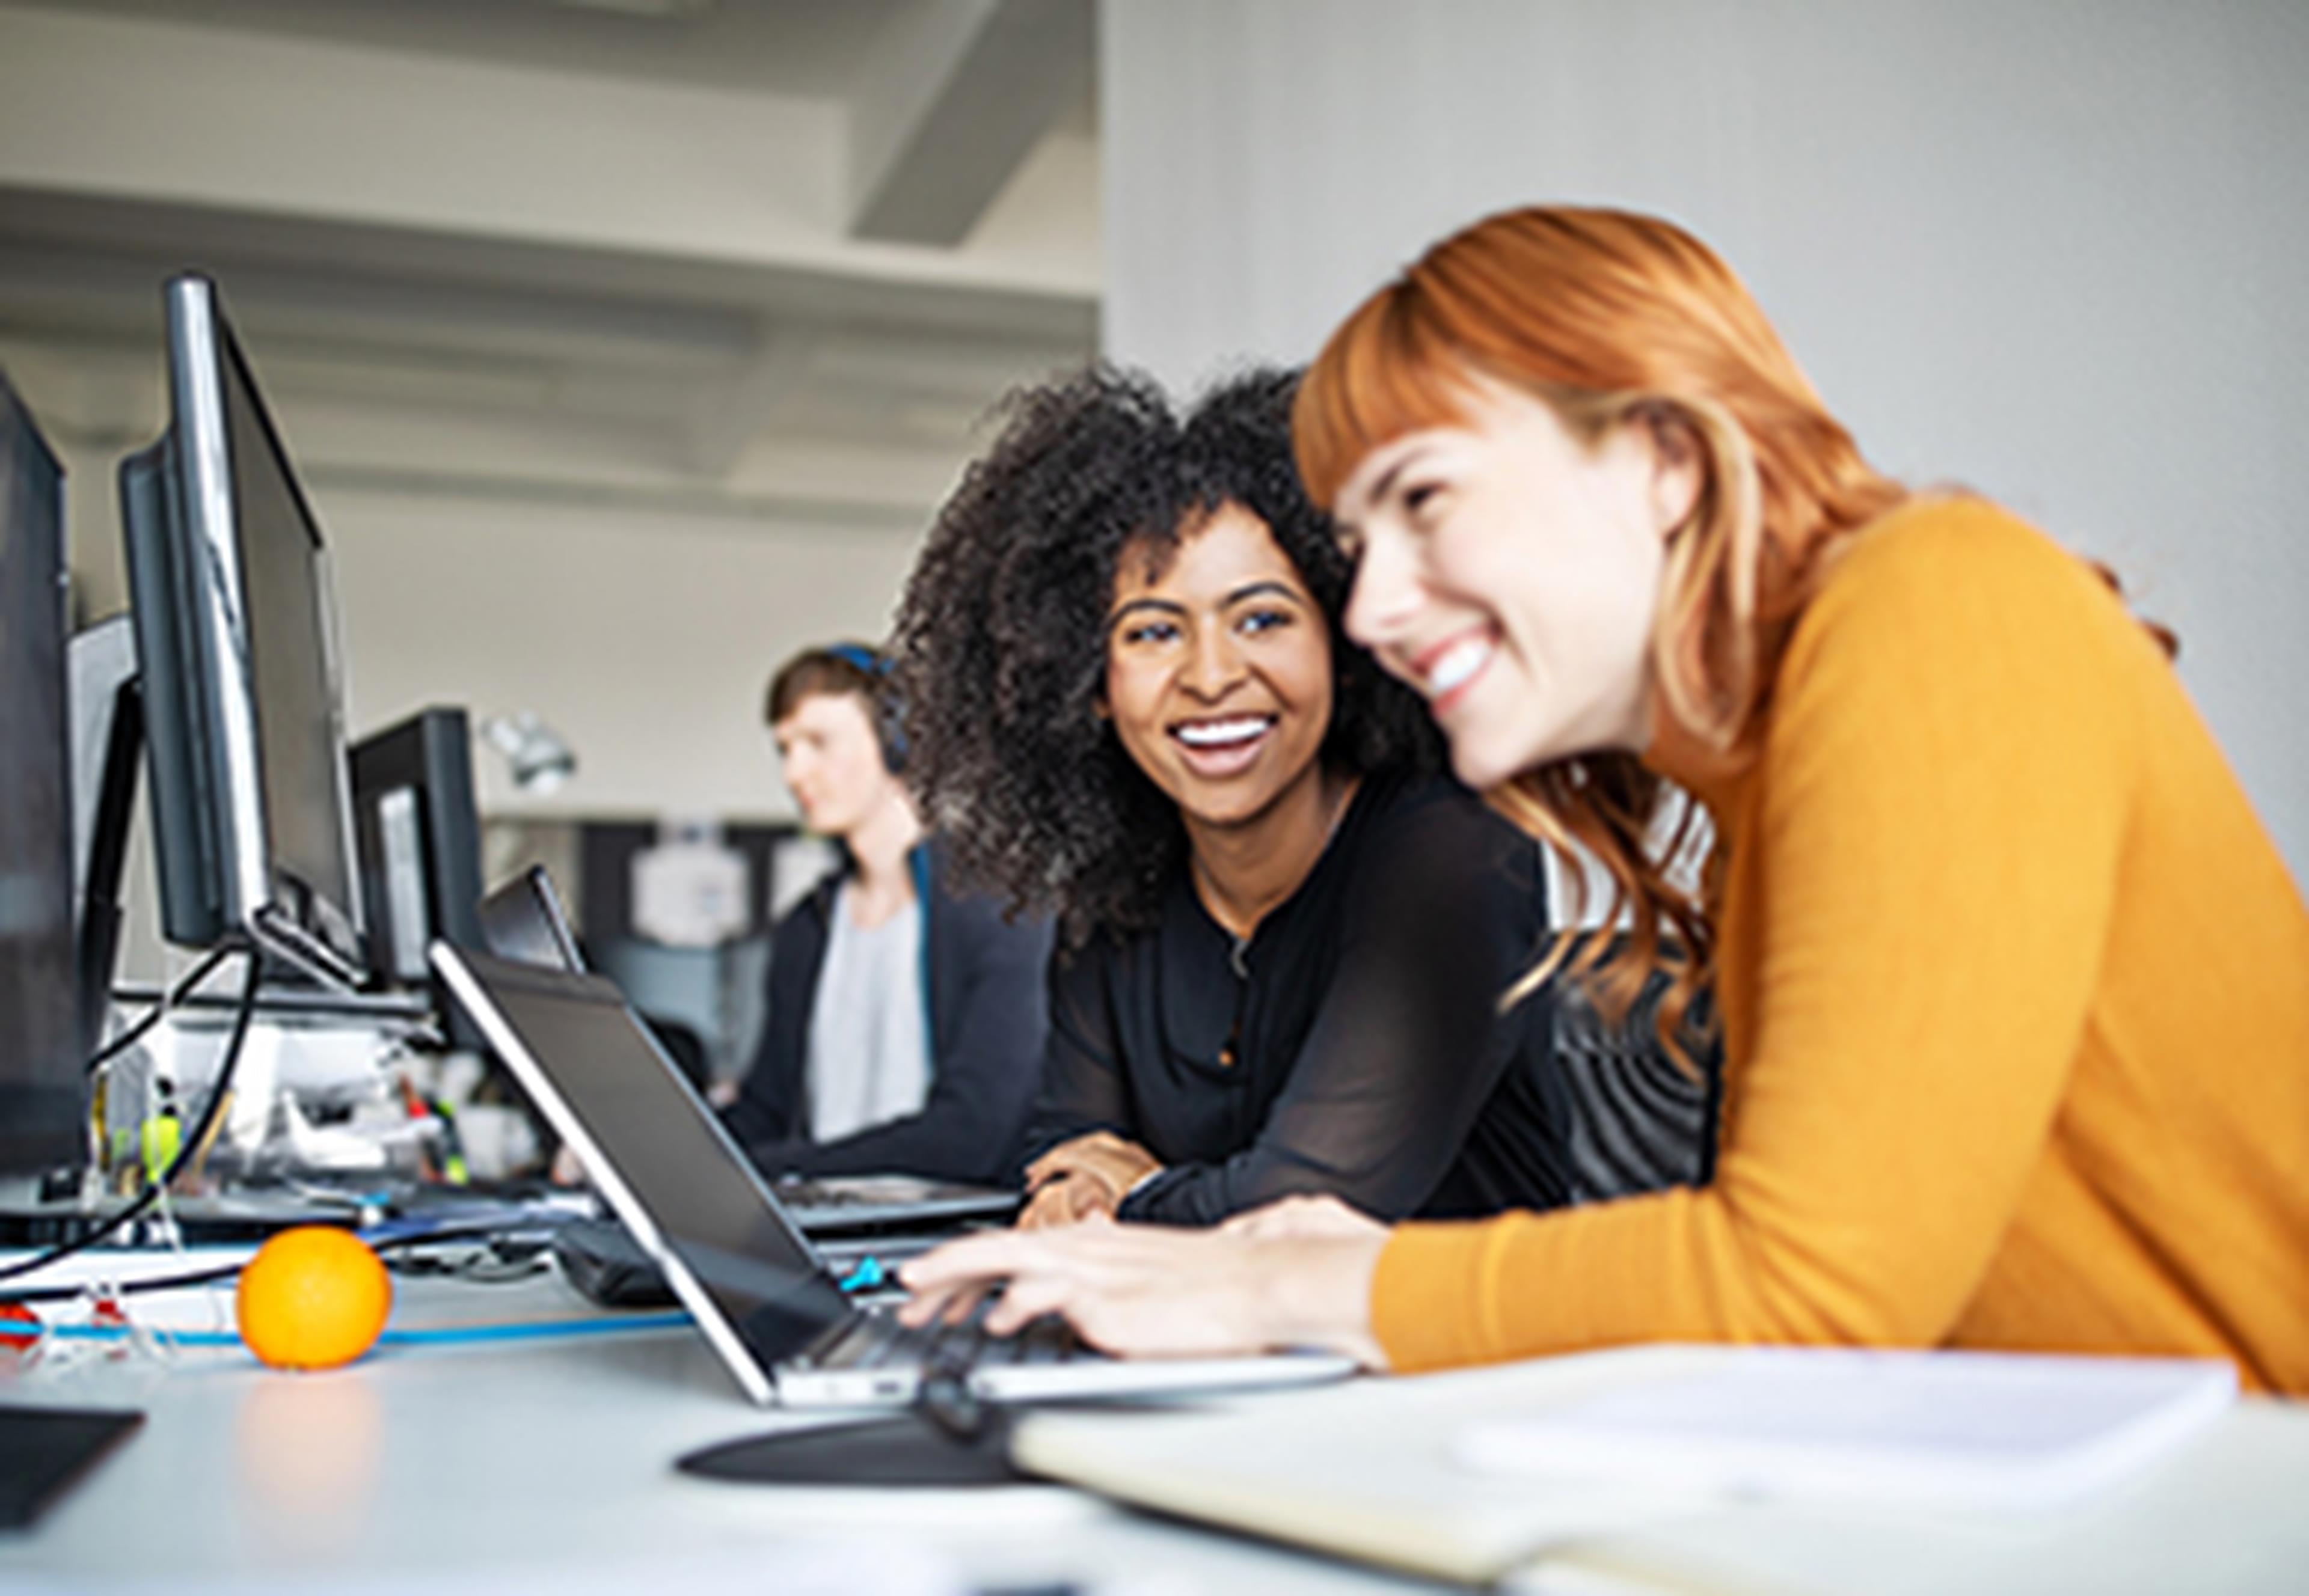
[
  {"xmin": 1219, "ymin": 1193, "xmax": 1388, "ymax": 1243},
  {"xmin": 896, "ymin": 1214, "xmax": 1394, "ymax": 1369}
]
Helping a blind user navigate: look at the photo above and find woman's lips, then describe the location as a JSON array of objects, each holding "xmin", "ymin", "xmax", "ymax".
[
  {"xmin": 1168, "ymin": 714, "xmax": 1277, "ymax": 777},
  {"xmin": 1415, "ymin": 631, "xmax": 1497, "ymax": 717}
]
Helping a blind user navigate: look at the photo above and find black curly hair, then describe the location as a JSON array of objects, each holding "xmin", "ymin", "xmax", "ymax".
[{"xmin": 891, "ymin": 364, "xmax": 1441, "ymax": 947}]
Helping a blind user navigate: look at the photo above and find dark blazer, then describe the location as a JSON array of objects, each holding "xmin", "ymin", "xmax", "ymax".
[{"xmin": 722, "ymin": 840, "xmax": 1052, "ymax": 1184}]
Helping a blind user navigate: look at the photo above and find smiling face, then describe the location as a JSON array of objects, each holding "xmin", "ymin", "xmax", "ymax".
[
  {"xmin": 1102, "ymin": 501, "xmax": 1335, "ymax": 830},
  {"xmin": 1331, "ymin": 375, "xmax": 1698, "ymax": 790},
  {"xmin": 772, "ymin": 689, "xmax": 901, "ymax": 839}
]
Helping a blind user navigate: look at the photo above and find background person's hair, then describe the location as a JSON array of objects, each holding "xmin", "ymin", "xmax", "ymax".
[
  {"xmin": 1294, "ymin": 205, "xmax": 1911, "ymax": 1053},
  {"xmin": 892, "ymin": 363, "xmax": 1438, "ymax": 946},
  {"xmin": 765, "ymin": 642, "xmax": 906, "ymax": 772}
]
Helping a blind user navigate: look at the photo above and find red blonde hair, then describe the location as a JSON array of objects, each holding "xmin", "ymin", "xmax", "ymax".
[{"xmin": 1295, "ymin": 206, "xmax": 1908, "ymax": 1044}]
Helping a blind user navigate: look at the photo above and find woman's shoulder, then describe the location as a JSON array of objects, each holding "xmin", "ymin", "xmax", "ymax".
[
  {"xmin": 1051, "ymin": 873, "xmax": 1192, "ymax": 971},
  {"xmin": 1794, "ymin": 495, "xmax": 2141, "ymax": 680},
  {"xmin": 1815, "ymin": 495, "xmax": 2112, "ymax": 619},
  {"xmin": 1765, "ymin": 495, "xmax": 2164, "ymax": 798},
  {"xmin": 1352, "ymin": 766, "xmax": 1495, "ymax": 837},
  {"xmin": 1340, "ymin": 769, "xmax": 1541, "ymax": 893},
  {"xmin": 919, "ymin": 836, "xmax": 1052, "ymax": 946}
]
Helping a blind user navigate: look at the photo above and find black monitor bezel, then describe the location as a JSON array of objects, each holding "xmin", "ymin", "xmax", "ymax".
[{"xmin": 349, "ymin": 705, "xmax": 487, "ymax": 986}]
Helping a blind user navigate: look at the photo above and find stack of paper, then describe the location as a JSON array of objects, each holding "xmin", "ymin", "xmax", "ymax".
[
  {"xmin": 1009, "ymin": 1345, "xmax": 2237, "ymax": 1585},
  {"xmin": 1455, "ymin": 1347, "xmax": 2236, "ymax": 1512}
]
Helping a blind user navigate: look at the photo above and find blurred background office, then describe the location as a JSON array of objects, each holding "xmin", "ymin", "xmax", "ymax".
[
  {"xmin": 0, "ymin": 0, "xmax": 1100, "ymax": 1082},
  {"xmin": 2, "ymin": 1, "xmax": 2301, "ymax": 1083}
]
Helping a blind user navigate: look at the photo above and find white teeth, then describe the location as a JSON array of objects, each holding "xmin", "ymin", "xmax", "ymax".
[
  {"xmin": 1174, "ymin": 716, "xmax": 1274, "ymax": 747},
  {"xmin": 1426, "ymin": 637, "xmax": 1492, "ymax": 697}
]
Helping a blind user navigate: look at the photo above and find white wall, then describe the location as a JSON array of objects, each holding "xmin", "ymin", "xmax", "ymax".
[
  {"xmin": 1102, "ymin": 0, "xmax": 2308, "ymax": 882},
  {"xmin": 324, "ymin": 492, "xmax": 922, "ymax": 821}
]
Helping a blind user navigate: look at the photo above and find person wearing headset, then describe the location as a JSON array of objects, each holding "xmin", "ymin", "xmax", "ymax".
[{"xmin": 719, "ymin": 643, "xmax": 1055, "ymax": 1185}]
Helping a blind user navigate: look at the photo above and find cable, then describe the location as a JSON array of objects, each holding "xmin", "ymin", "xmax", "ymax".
[
  {"xmin": 84, "ymin": 942, "xmax": 235, "ymax": 1076},
  {"xmin": 0, "ymin": 1261, "xmax": 243, "ymax": 1304},
  {"xmin": 38, "ymin": 1311, "xmax": 692, "ymax": 1351},
  {"xmin": 0, "ymin": 949, "xmax": 263, "ymax": 1286},
  {"xmin": 0, "ymin": 1223, "xmax": 550, "ymax": 1306}
]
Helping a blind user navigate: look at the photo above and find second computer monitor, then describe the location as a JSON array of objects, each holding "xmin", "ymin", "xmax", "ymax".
[
  {"xmin": 118, "ymin": 275, "xmax": 367, "ymax": 988},
  {"xmin": 351, "ymin": 706, "xmax": 487, "ymax": 988}
]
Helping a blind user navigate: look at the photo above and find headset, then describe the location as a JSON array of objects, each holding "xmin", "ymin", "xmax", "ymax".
[{"xmin": 823, "ymin": 641, "xmax": 907, "ymax": 774}]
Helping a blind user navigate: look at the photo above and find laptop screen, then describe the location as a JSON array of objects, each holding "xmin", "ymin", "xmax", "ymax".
[{"xmin": 439, "ymin": 951, "xmax": 851, "ymax": 1369}]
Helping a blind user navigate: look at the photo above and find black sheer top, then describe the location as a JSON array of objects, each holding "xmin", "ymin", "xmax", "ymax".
[{"xmin": 1023, "ymin": 771, "xmax": 1588, "ymax": 1225}]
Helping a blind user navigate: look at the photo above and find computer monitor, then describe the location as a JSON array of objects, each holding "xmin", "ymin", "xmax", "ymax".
[
  {"xmin": 0, "ymin": 370, "xmax": 85, "ymax": 1176},
  {"xmin": 118, "ymin": 275, "xmax": 367, "ymax": 988},
  {"xmin": 350, "ymin": 707, "xmax": 487, "ymax": 989}
]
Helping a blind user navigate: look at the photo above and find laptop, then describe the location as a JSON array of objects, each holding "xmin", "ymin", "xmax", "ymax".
[
  {"xmin": 766, "ymin": 1175, "xmax": 1019, "ymax": 1235},
  {"xmin": 478, "ymin": 864, "xmax": 587, "ymax": 973},
  {"xmin": 478, "ymin": 866, "xmax": 1020, "ymax": 1234},
  {"xmin": 431, "ymin": 943, "xmax": 1356, "ymax": 1408}
]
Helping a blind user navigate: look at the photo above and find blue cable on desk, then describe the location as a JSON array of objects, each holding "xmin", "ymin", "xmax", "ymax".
[
  {"xmin": 378, "ymin": 1312, "xmax": 691, "ymax": 1347},
  {"xmin": 42, "ymin": 1310, "xmax": 693, "ymax": 1351}
]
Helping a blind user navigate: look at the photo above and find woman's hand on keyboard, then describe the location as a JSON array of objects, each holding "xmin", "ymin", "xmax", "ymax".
[
  {"xmin": 895, "ymin": 1208, "xmax": 1391, "ymax": 1370},
  {"xmin": 1220, "ymin": 1193, "xmax": 1389, "ymax": 1242}
]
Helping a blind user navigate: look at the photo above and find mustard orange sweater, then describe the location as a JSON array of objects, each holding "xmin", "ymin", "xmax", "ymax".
[{"xmin": 1372, "ymin": 499, "xmax": 2309, "ymax": 1392}]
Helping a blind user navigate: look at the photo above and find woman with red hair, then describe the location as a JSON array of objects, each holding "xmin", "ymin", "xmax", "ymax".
[{"xmin": 902, "ymin": 206, "xmax": 2309, "ymax": 1392}]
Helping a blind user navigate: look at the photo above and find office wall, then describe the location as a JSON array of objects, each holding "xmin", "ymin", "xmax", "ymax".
[
  {"xmin": 1101, "ymin": 0, "xmax": 2309, "ymax": 883},
  {"xmin": 323, "ymin": 492, "xmax": 921, "ymax": 820}
]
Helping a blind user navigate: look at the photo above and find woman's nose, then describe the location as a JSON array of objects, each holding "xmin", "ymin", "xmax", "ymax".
[{"xmin": 1345, "ymin": 530, "xmax": 1418, "ymax": 648}]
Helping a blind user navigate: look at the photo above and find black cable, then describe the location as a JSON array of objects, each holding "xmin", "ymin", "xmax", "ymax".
[
  {"xmin": 84, "ymin": 942, "xmax": 235, "ymax": 1076},
  {"xmin": 0, "ymin": 1225, "xmax": 541, "ymax": 1306},
  {"xmin": 0, "ymin": 949, "xmax": 263, "ymax": 1287},
  {"xmin": 0, "ymin": 1261, "xmax": 244, "ymax": 1304}
]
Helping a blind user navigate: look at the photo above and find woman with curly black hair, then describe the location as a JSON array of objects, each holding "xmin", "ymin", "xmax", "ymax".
[{"xmin": 892, "ymin": 365, "xmax": 1669, "ymax": 1229}]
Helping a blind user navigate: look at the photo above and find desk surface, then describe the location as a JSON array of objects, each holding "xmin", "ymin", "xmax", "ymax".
[
  {"xmin": 0, "ymin": 1259, "xmax": 1434, "ymax": 1595},
  {"xmin": 1, "ymin": 1254, "xmax": 2304, "ymax": 1595}
]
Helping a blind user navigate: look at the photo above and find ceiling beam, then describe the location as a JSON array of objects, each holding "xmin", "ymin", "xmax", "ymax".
[
  {"xmin": 687, "ymin": 322, "xmax": 817, "ymax": 479},
  {"xmin": 0, "ymin": 4, "xmax": 1097, "ymax": 301},
  {"xmin": 849, "ymin": 0, "xmax": 1093, "ymax": 246}
]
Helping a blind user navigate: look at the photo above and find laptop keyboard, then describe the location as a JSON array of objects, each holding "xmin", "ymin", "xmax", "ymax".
[
  {"xmin": 802, "ymin": 1304, "xmax": 1084, "ymax": 1374},
  {"xmin": 773, "ymin": 1179, "xmax": 863, "ymax": 1208}
]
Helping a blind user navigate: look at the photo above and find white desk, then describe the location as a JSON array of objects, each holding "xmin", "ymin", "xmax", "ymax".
[
  {"xmin": 2, "ymin": 1258, "xmax": 2304, "ymax": 1594},
  {"xmin": 0, "ymin": 1261, "xmax": 1432, "ymax": 1595}
]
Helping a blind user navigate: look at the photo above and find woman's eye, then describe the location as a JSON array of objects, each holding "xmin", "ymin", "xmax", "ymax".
[
  {"xmin": 1121, "ymin": 620, "xmax": 1180, "ymax": 647},
  {"xmin": 1402, "ymin": 481, "xmax": 1446, "ymax": 520},
  {"xmin": 1239, "ymin": 608, "xmax": 1293, "ymax": 636}
]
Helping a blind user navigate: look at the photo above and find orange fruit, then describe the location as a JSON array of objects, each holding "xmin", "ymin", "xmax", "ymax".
[{"xmin": 236, "ymin": 1226, "xmax": 392, "ymax": 1371}]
